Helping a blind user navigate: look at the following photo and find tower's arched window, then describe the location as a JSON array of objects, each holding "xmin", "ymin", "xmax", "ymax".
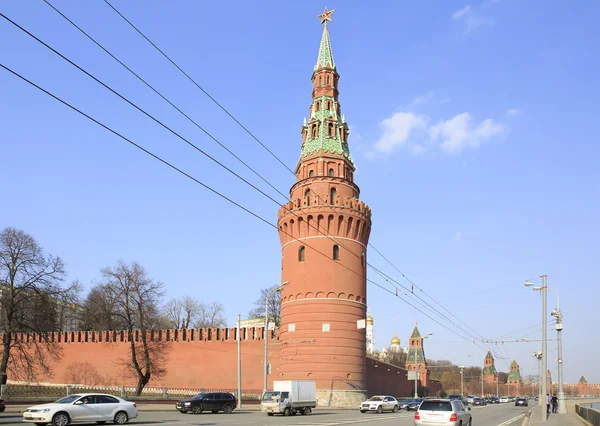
[
  {"xmin": 361, "ymin": 252, "xmax": 366, "ymax": 267},
  {"xmin": 330, "ymin": 187, "xmax": 336, "ymax": 204},
  {"xmin": 311, "ymin": 125, "xmax": 317, "ymax": 138},
  {"xmin": 304, "ymin": 189, "xmax": 311, "ymax": 206},
  {"xmin": 333, "ymin": 244, "xmax": 340, "ymax": 260},
  {"xmin": 328, "ymin": 123, "xmax": 334, "ymax": 136},
  {"xmin": 319, "ymin": 76, "xmax": 322, "ymax": 85},
  {"xmin": 315, "ymin": 101, "xmax": 320, "ymax": 111},
  {"xmin": 298, "ymin": 246, "xmax": 305, "ymax": 262},
  {"xmin": 328, "ymin": 168, "xmax": 335, "ymax": 177},
  {"xmin": 327, "ymin": 100, "xmax": 331, "ymax": 110},
  {"xmin": 308, "ymin": 170, "xmax": 314, "ymax": 178},
  {"xmin": 326, "ymin": 75, "xmax": 330, "ymax": 85}
]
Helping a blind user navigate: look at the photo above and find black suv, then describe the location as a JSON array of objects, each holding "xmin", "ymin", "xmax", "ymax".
[{"xmin": 176, "ymin": 392, "xmax": 237, "ymax": 414}]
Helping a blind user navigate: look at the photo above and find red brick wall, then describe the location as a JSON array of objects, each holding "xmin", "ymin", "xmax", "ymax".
[
  {"xmin": 365, "ymin": 357, "xmax": 442, "ymax": 398},
  {"xmin": 3, "ymin": 328, "xmax": 279, "ymax": 391}
]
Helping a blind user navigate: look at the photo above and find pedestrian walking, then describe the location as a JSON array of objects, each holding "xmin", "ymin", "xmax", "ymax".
[
  {"xmin": 546, "ymin": 394, "xmax": 551, "ymax": 414},
  {"xmin": 551, "ymin": 394, "xmax": 558, "ymax": 413}
]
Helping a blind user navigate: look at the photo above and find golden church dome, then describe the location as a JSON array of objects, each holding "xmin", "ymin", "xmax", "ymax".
[{"xmin": 390, "ymin": 334, "xmax": 400, "ymax": 345}]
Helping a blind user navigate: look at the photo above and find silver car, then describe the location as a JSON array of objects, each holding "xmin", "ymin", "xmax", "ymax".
[
  {"xmin": 414, "ymin": 398, "xmax": 472, "ymax": 426},
  {"xmin": 360, "ymin": 395, "xmax": 399, "ymax": 413}
]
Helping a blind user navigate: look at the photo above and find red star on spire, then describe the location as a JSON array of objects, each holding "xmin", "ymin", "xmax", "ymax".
[{"xmin": 318, "ymin": 7, "xmax": 335, "ymax": 25}]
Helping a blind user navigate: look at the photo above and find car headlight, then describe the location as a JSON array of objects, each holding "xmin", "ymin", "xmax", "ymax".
[
  {"xmin": 39, "ymin": 409, "xmax": 51, "ymax": 413},
  {"xmin": 184, "ymin": 402, "xmax": 191, "ymax": 406}
]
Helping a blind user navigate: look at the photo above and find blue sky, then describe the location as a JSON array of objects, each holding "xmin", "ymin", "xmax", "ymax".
[{"xmin": 1, "ymin": 1, "xmax": 598, "ymax": 384}]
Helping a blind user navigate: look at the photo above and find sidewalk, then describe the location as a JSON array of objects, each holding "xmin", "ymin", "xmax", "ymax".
[{"xmin": 526, "ymin": 408, "xmax": 586, "ymax": 426}]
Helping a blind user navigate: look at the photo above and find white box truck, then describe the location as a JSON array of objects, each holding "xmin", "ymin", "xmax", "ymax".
[{"xmin": 260, "ymin": 380, "xmax": 317, "ymax": 416}]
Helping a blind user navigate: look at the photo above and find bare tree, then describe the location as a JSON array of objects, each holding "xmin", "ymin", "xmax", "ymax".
[
  {"xmin": 101, "ymin": 260, "xmax": 167, "ymax": 395},
  {"xmin": 196, "ymin": 300, "xmax": 226, "ymax": 328},
  {"xmin": 163, "ymin": 296, "xmax": 202, "ymax": 329},
  {"xmin": 247, "ymin": 286, "xmax": 281, "ymax": 326},
  {"xmin": 80, "ymin": 285, "xmax": 124, "ymax": 331},
  {"xmin": 386, "ymin": 348, "xmax": 408, "ymax": 368},
  {"xmin": 163, "ymin": 297, "xmax": 226, "ymax": 329},
  {"xmin": 0, "ymin": 227, "xmax": 78, "ymax": 385}
]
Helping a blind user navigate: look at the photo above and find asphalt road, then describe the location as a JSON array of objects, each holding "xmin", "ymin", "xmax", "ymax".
[{"xmin": 1, "ymin": 403, "xmax": 533, "ymax": 426}]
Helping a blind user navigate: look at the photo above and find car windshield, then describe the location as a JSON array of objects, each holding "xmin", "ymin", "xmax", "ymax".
[
  {"xmin": 262, "ymin": 392, "xmax": 280, "ymax": 401},
  {"xmin": 55, "ymin": 395, "xmax": 81, "ymax": 404},
  {"xmin": 420, "ymin": 401, "xmax": 453, "ymax": 412},
  {"xmin": 368, "ymin": 396, "xmax": 383, "ymax": 401},
  {"xmin": 191, "ymin": 393, "xmax": 207, "ymax": 401}
]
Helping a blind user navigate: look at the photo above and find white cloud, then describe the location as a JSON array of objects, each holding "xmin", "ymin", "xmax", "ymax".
[
  {"xmin": 456, "ymin": 231, "xmax": 462, "ymax": 241},
  {"xmin": 372, "ymin": 110, "xmax": 505, "ymax": 156},
  {"xmin": 374, "ymin": 112, "xmax": 428, "ymax": 154},
  {"xmin": 505, "ymin": 107, "xmax": 522, "ymax": 117},
  {"xmin": 452, "ymin": 5, "xmax": 472, "ymax": 20},
  {"xmin": 431, "ymin": 113, "xmax": 504, "ymax": 154},
  {"xmin": 408, "ymin": 91, "xmax": 434, "ymax": 108},
  {"xmin": 452, "ymin": 3, "xmax": 494, "ymax": 33}
]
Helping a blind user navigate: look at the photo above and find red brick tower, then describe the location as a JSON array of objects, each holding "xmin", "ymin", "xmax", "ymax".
[
  {"xmin": 405, "ymin": 324, "xmax": 429, "ymax": 387},
  {"xmin": 277, "ymin": 8, "xmax": 372, "ymax": 406},
  {"xmin": 483, "ymin": 351, "xmax": 497, "ymax": 384},
  {"xmin": 507, "ymin": 360, "xmax": 522, "ymax": 395}
]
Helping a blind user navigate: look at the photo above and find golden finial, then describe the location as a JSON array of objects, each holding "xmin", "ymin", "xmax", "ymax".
[{"xmin": 318, "ymin": 7, "xmax": 335, "ymax": 25}]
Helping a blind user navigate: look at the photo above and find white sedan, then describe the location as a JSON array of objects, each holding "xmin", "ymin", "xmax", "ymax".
[
  {"xmin": 23, "ymin": 393, "xmax": 138, "ymax": 425},
  {"xmin": 360, "ymin": 395, "xmax": 399, "ymax": 413}
]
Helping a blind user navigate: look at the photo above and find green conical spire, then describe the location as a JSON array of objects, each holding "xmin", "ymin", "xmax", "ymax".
[
  {"xmin": 314, "ymin": 23, "xmax": 336, "ymax": 71},
  {"xmin": 510, "ymin": 360, "xmax": 518, "ymax": 367},
  {"xmin": 485, "ymin": 351, "xmax": 494, "ymax": 360},
  {"xmin": 411, "ymin": 325, "xmax": 421, "ymax": 338},
  {"xmin": 580, "ymin": 376, "xmax": 588, "ymax": 383}
]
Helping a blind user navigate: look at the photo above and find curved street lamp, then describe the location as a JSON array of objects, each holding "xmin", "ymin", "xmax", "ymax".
[{"xmin": 525, "ymin": 279, "xmax": 566, "ymax": 414}]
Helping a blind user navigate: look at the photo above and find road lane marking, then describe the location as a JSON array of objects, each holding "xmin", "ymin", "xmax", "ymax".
[
  {"xmin": 279, "ymin": 413, "xmax": 413, "ymax": 425},
  {"xmin": 497, "ymin": 413, "xmax": 526, "ymax": 426}
]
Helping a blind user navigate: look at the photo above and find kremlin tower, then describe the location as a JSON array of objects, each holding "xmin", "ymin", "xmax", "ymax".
[
  {"xmin": 277, "ymin": 8, "xmax": 372, "ymax": 406},
  {"xmin": 507, "ymin": 360, "xmax": 522, "ymax": 394},
  {"xmin": 405, "ymin": 324, "xmax": 429, "ymax": 387},
  {"xmin": 483, "ymin": 350, "xmax": 497, "ymax": 384}
]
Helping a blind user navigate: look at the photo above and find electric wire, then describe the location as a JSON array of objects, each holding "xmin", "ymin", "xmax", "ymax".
[
  {"xmin": 6, "ymin": 8, "xmax": 501, "ymax": 352},
  {"xmin": 7, "ymin": 8, "xmax": 479, "ymax": 345},
  {"xmin": 95, "ymin": 0, "xmax": 500, "ymax": 346},
  {"xmin": 102, "ymin": 0, "xmax": 295, "ymax": 176},
  {"xmin": 0, "ymin": 62, "xmax": 492, "ymax": 353},
  {"xmin": 41, "ymin": 0, "xmax": 289, "ymax": 203}
]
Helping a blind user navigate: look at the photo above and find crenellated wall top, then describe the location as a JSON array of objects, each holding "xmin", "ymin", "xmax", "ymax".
[
  {"xmin": 277, "ymin": 195, "xmax": 371, "ymax": 221},
  {"xmin": 0, "ymin": 326, "xmax": 275, "ymax": 345}
]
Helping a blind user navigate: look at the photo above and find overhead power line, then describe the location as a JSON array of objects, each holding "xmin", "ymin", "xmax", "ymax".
[
  {"xmin": 102, "ymin": 0, "xmax": 296, "ymax": 176},
  {"xmin": 0, "ymin": 62, "xmax": 490, "ymax": 353},
  {"xmin": 97, "ymin": 0, "xmax": 497, "ymax": 347},
  {"xmin": 7, "ymin": 7, "xmax": 502, "ymax": 353},
  {"xmin": 42, "ymin": 0, "xmax": 288, "ymax": 203}
]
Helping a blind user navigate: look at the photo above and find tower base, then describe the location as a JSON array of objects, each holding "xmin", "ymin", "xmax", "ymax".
[{"xmin": 316, "ymin": 389, "xmax": 367, "ymax": 408}]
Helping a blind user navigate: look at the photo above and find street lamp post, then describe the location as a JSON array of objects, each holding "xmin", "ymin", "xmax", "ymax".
[
  {"xmin": 496, "ymin": 372, "xmax": 499, "ymax": 398},
  {"xmin": 548, "ymin": 291, "xmax": 566, "ymax": 414},
  {"xmin": 414, "ymin": 333, "xmax": 432, "ymax": 398},
  {"xmin": 525, "ymin": 275, "xmax": 548, "ymax": 421},
  {"xmin": 263, "ymin": 281, "xmax": 289, "ymax": 393},
  {"xmin": 459, "ymin": 366, "xmax": 465, "ymax": 397},
  {"xmin": 533, "ymin": 351, "xmax": 542, "ymax": 401}
]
